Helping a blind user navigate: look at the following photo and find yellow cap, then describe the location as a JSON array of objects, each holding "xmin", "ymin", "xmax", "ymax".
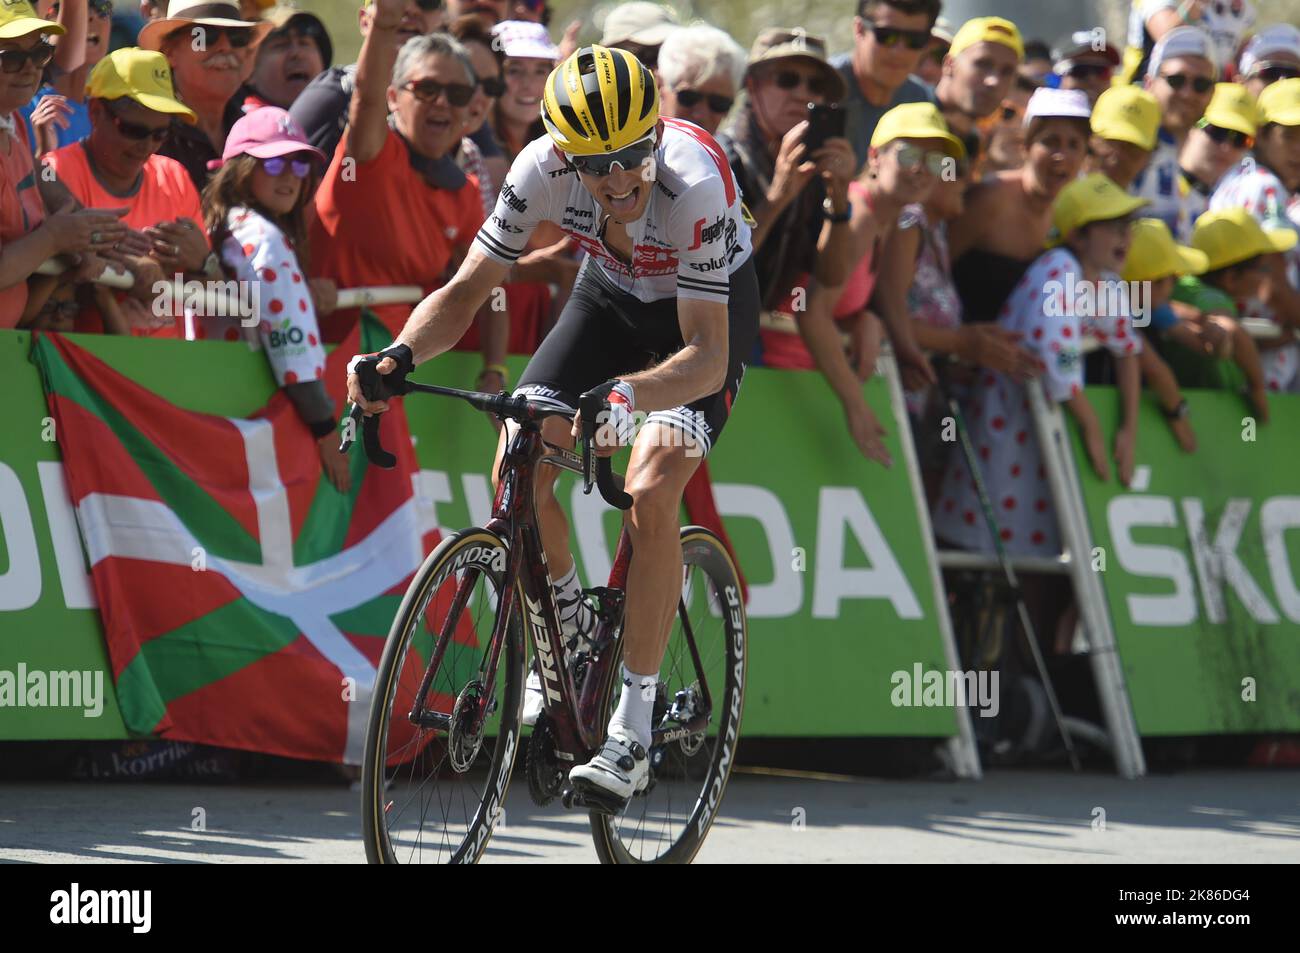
[
  {"xmin": 1049, "ymin": 173, "xmax": 1147, "ymax": 244},
  {"xmin": 1256, "ymin": 77, "xmax": 1300, "ymax": 126},
  {"xmin": 1122, "ymin": 218, "xmax": 1208, "ymax": 282},
  {"xmin": 948, "ymin": 16, "xmax": 1024, "ymax": 62},
  {"xmin": 870, "ymin": 102, "xmax": 966, "ymax": 159},
  {"xmin": 1201, "ymin": 82, "xmax": 1257, "ymax": 137},
  {"xmin": 0, "ymin": 0, "xmax": 65, "ymax": 39},
  {"xmin": 1090, "ymin": 85, "xmax": 1160, "ymax": 151},
  {"xmin": 86, "ymin": 48, "xmax": 197, "ymax": 123},
  {"xmin": 1192, "ymin": 207, "xmax": 1298, "ymax": 270}
]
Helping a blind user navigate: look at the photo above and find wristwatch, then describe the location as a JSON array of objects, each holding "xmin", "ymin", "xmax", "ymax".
[
  {"xmin": 822, "ymin": 195, "xmax": 851, "ymax": 224},
  {"xmin": 1162, "ymin": 399, "xmax": 1189, "ymax": 421}
]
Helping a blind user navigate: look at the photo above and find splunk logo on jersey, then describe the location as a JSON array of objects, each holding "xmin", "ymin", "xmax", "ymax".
[
  {"xmin": 688, "ymin": 256, "xmax": 728, "ymax": 272},
  {"xmin": 50, "ymin": 884, "xmax": 151, "ymax": 933},
  {"xmin": 688, "ymin": 214, "xmax": 726, "ymax": 250},
  {"xmin": 499, "ymin": 181, "xmax": 528, "ymax": 214}
]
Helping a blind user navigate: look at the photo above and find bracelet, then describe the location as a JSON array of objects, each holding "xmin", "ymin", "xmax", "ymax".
[
  {"xmin": 479, "ymin": 363, "xmax": 510, "ymax": 383},
  {"xmin": 309, "ymin": 417, "xmax": 338, "ymax": 439}
]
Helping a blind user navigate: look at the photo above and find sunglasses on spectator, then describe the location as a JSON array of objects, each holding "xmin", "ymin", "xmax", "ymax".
[
  {"xmin": 1196, "ymin": 118, "xmax": 1253, "ymax": 149},
  {"xmin": 261, "ymin": 155, "xmax": 314, "ymax": 178},
  {"xmin": 892, "ymin": 143, "xmax": 948, "ymax": 175},
  {"xmin": 772, "ymin": 69, "xmax": 830, "ymax": 98},
  {"xmin": 1160, "ymin": 72, "xmax": 1214, "ymax": 93},
  {"xmin": 1251, "ymin": 62, "xmax": 1300, "ymax": 83},
  {"xmin": 999, "ymin": 100, "xmax": 1024, "ymax": 123},
  {"xmin": 184, "ymin": 24, "xmax": 256, "ymax": 49},
  {"xmin": 0, "ymin": 39, "xmax": 54, "ymax": 74},
  {"xmin": 620, "ymin": 43, "xmax": 658, "ymax": 70},
  {"xmin": 861, "ymin": 19, "xmax": 931, "ymax": 51},
  {"xmin": 414, "ymin": 0, "xmax": 444, "ymax": 10},
  {"xmin": 567, "ymin": 132, "xmax": 657, "ymax": 176},
  {"xmin": 1065, "ymin": 63, "xmax": 1113, "ymax": 81},
  {"xmin": 401, "ymin": 79, "xmax": 476, "ymax": 106},
  {"xmin": 674, "ymin": 88, "xmax": 734, "ymax": 114},
  {"xmin": 104, "ymin": 101, "xmax": 172, "ymax": 143},
  {"xmin": 477, "ymin": 74, "xmax": 506, "ymax": 97}
]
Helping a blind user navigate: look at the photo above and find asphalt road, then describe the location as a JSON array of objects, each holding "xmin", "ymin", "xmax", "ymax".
[{"xmin": 2, "ymin": 768, "xmax": 1296, "ymax": 863}]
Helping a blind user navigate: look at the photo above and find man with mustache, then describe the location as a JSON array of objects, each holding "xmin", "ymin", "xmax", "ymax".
[
  {"xmin": 290, "ymin": 0, "xmax": 445, "ymax": 162},
  {"xmin": 139, "ymin": 0, "xmax": 272, "ymax": 190}
]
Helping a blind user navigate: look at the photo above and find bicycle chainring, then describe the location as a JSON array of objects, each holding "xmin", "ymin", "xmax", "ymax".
[{"xmin": 525, "ymin": 715, "xmax": 565, "ymax": 806}]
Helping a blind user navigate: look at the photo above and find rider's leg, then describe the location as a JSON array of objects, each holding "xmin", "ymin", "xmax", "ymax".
[{"xmin": 608, "ymin": 425, "xmax": 703, "ymax": 748}]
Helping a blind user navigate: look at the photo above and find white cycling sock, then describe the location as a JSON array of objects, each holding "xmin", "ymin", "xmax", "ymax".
[
  {"xmin": 552, "ymin": 564, "xmax": 593, "ymax": 646},
  {"xmin": 609, "ymin": 664, "xmax": 656, "ymax": 753}
]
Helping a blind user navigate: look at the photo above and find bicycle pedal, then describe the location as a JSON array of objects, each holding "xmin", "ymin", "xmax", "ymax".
[{"xmin": 565, "ymin": 778, "xmax": 628, "ymax": 816}]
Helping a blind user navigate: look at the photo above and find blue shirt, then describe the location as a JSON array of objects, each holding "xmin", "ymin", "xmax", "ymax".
[
  {"xmin": 20, "ymin": 84, "xmax": 91, "ymax": 154},
  {"xmin": 831, "ymin": 53, "xmax": 935, "ymax": 170}
]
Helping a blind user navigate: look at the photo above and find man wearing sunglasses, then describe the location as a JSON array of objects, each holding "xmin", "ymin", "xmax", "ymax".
[
  {"xmin": 833, "ymin": 0, "xmax": 939, "ymax": 169},
  {"xmin": 311, "ymin": 2, "xmax": 484, "ymax": 345},
  {"xmin": 42, "ymin": 47, "xmax": 217, "ymax": 334},
  {"xmin": 1177, "ymin": 82, "xmax": 1257, "ymax": 241},
  {"xmin": 347, "ymin": 42, "xmax": 759, "ymax": 806},
  {"xmin": 1051, "ymin": 28, "xmax": 1120, "ymax": 107},
  {"xmin": 139, "ymin": 0, "xmax": 273, "ymax": 190},
  {"xmin": 1133, "ymin": 26, "xmax": 1219, "ymax": 232},
  {"xmin": 934, "ymin": 16, "xmax": 1023, "ymax": 137},
  {"xmin": 1238, "ymin": 24, "xmax": 1300, "ymax": 100},
  {"xmin": 656, "ymin": 23, "xmax": 745, "ymax": 137}
]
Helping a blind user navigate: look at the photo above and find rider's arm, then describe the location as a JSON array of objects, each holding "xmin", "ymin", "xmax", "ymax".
[
  {"xmin": 394, "ymin": 246, "xmax": 511, "ymax": 363},
  {"xmin": 347, "ymin": 1, "xmax": 402, "ymax": 165},
  {"xmin": 622, "ymin": 296, "xmax": 729, "ymax": 410}
]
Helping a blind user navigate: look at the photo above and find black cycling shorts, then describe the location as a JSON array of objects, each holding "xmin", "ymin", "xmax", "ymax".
[{"xmin": 514, "ymin": 255, "xmax": 759, "ymax": 456}]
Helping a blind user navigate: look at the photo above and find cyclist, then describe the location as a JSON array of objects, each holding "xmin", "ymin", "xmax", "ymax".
[{"xmin": 348, "ymin": 26, "xmax": 758, "ymax": 807}]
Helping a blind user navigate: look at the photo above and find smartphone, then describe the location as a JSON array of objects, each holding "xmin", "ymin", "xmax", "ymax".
[{"xmin": 803, "ymin": 103, "xmax": 846, "ymax": 153}]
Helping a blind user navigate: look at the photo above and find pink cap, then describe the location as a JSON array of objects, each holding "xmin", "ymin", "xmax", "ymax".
[{"xmin": 207, "ymin": 106, "xmax": 326, "ymax": 170}]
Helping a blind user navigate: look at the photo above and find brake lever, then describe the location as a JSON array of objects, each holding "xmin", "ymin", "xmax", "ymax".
[{"xmin": 339, "ymin": 402, "xmax": 396, "ymax": 469}]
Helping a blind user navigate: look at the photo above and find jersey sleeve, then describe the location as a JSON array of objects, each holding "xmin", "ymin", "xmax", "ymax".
[
  {"xmin": 1003, "ymin": 251, "xmax": 1085, "ymax": 403},
  {"xmin": 472, "ymin": 141, "xmax": 551, "ymax": 266},
  {"xmin": 670, "ymin": 174, "xmax": 735, "ymax": 304}
]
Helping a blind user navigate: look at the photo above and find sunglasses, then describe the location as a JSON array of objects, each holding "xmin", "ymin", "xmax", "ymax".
[
  {"xmin": 620, "ymin": 43, "xmax": 658, "ymax": 70},
  {"xmin": 999, "ymin": 101, "xmax": 1024, "ymax": 123},
  {"xmin": 1161, "ymin": 72, "xmax": 1214, "ymax": 94},
  {"xmin": 1197, "ymin": 118, "xmax": 1253, "ymax": 149},
  {"xmin": 568, "ymin": 133, "xmax": 657, "ymax": 176},
  {"xmin": 414, "ymin": 0, "xmax": 444, "ymax": 9},
  {"xmin": 105, "ymin": 101, "xmax": 172, "ymax": 143},
  {"xmin": 477, "ymin": 74, "xmax": 505, "ymax": 97},
  {"xmin": 401, "ymin": 79, "xmax": 475, "ymax": 106},
  {"xmin": 0, "ymin": 39, "xmax": 54, "ymax": 74},
  {"xmin": 893, "ymin": 143, "xmax": 949, "ymax": 175},
  {"xmin": 861, "ymin": 18, "xmax": 931, "ymax": 51},
  {"xmin": 1065, "ymin": 63, "xmax": 1113, "ymax": 81},
  {"xmin": 185, "ymin": 24, "xmax": 256, "ymax": 49},
  {"xmin": 772, "ymin": 69, "xmax": 831, "ymax": 98},
  {"xmin": 1254, "ymin": 63, "xmax": 1300, "ymax": 83},
  {"xmin": 261, "ymin": 155, "xmax": 313, "ymax": 178},
  {"xmin": 674, "ymin": 88, "xmax": 734, "ymax": 114}
]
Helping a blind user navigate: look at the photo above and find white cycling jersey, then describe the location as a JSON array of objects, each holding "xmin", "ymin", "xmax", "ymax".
[{"xmin": 473, "ymin": 118, "xmax": 753, "ymax": 306}]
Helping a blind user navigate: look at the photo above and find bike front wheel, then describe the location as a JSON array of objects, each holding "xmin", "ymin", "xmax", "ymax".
[
  {"xmin": 590, "ymin": 526, "xmax": 747, "ymax": 864},
  {"xmin": 361, "ymin": 528, "xmax": 524, "ymax": 864}
]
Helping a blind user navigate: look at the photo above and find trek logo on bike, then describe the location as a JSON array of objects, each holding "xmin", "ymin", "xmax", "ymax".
[{"xmin": 526, "ymin": 594, "xmax": 563, "ymax": 705}]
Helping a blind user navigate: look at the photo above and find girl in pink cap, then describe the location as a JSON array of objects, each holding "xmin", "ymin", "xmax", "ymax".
[{"xmin": 195, "ymin": 105, "xmax": 349, "ymax": 490}]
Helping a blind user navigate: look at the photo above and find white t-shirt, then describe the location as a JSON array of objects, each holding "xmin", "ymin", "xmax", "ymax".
[{"xmin": 473, "ymin": 118, "xmax": 753, "ymax": 305}]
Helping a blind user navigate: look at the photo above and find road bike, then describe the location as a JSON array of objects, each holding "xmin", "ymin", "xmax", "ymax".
[{"xmin": 344, "ymin": 371, "xmax": 747, "ymax": 863}]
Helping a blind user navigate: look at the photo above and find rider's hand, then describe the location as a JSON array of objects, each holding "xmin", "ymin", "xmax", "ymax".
[
  {"xmin": 572, "ymin": 379, "xmax": 636, "ymax": 457},
  {"xmin": 346, "ymin": 343, "xmax": 415, "ymax": 416}
]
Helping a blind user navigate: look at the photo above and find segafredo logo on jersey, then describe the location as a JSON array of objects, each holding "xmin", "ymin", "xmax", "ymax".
[
  {"xmin": 152, "ymin": 273, "xmax": 260, "ymax": 325},
  {"xmin": 50, "ymin": 884, "xmax": 151, "ymax": 933}
]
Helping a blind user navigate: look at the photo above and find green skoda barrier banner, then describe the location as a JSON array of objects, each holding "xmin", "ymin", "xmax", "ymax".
[
  {"xmin": 0, "ymin": 331, "xmax": 958, "ymax": 743},
  {"xmin": 1072, "ymin": 387, "xmax": 1300, "ymax": 735}
]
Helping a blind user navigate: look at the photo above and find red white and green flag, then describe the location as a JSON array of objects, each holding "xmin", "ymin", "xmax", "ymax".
[{"xmin": 33, "ymin": 316, "xmax": 434, "ymax": 764}]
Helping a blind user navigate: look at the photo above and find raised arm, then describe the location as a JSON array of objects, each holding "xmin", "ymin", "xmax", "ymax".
[{"xmin": 347, "ymin": 0, "xmax": 404, "ymax": 165}]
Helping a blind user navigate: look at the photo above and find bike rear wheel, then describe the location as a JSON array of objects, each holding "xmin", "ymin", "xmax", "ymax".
[
  {"xmin": 361, "ymin": 529, "xmax": 524, "ymax": 864},
  {"xmin": 590, "ymin": 526, "xmax": 747, "ymax": 864}
]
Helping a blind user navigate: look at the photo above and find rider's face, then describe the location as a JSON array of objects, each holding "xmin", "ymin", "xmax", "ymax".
[{"xmin": 575, "ymin": 121, "xmax": 663, "ymax": 224}]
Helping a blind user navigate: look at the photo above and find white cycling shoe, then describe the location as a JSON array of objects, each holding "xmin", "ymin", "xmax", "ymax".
[
  {"xmin": 522, "ymin": 598, "xmax": 597, "ymax": 727},
  {"xmin": 568, "ymin": 728, "xmax": 649, "ymax": 811}
]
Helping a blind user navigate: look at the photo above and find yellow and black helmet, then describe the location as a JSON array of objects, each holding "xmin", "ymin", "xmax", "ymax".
[{"xmin": 541, "ymin": 45, "xmax": 659, "ymax": 155}]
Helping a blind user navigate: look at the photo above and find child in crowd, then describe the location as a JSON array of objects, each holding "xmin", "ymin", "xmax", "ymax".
[
  {"xmin": 1119, "ymin": 218, "xmax": 1206, "ymax": 452},
  {"xmin": 196, "ymin": 106, "xmax": 348, "ymax": 491},
  {"xmin": 933, "ymin": 175, "xmax": 1144, "ymax": 558},
  {"xmin": 1168, "ymin": 207, "xmax": 1296, "ymax": 421}
]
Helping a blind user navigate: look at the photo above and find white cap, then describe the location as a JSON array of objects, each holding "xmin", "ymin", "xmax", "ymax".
[
  {"xmin": 490, "ymin": 19, "xmax": 560, "ymax": 61},
  {"xmin": 1146, "ymin": 25, "xmax": 1217, "ymax": 79},
  {"xmin": 1239, "ymin": 24, "xmax": 1300, "ymax": 77},
  {"xmin": 1023, "ymin": 87, "xmax": 1092, "ymax": 124}
]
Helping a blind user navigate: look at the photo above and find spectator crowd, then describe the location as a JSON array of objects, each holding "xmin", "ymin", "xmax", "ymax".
[{"xmin": 2, "ymin": 0, "xmax": 1299, "ymax": 599}]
